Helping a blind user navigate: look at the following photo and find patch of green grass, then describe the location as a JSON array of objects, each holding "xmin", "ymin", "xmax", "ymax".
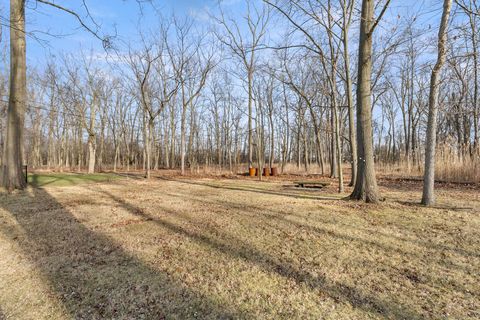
[{"xmin": 28, "ymin": 173, "xmax": 121, "ymax": 187}]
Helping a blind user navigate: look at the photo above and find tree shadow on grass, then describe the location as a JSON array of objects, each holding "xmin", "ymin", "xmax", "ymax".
[
  {"xmin": 0, "ymin": 187, "xmax": 243, "ymax": 319},
  {"xmin": 216, "ymin": 195, "xmax": 480, "ymax": 261},
  {"xmin": 28, "ymin": 173, "xmax": 73, "ymax": 187},
  {"xmin": 167, "ymin": 180, "xmax": 480, "ymax": 262},
  {"xmin": 161, "ymin": 191, "xmax": 477, "ymax": 295},
  {"xmin": 157, "ymin": 176, "xmax": 341, "ymax": 201},
  {"xmin": 0, "ymin": 306, "xmax": 5, "ymax": 320},
  {"xmin": 97, "ymin": 188, "xmax": 426, "ymax": 320},
  {"xmin": 395, "ymin": 200, "xmax": 473, "ymax": 211},
  {"xmin": 28, "ymin": 173, "xmax": 116, "ymax": 188},
  {"xmin": 112, "ymin": 172, "xmax": 146, "ymax": 180},
  {"xmin": 165, "ymin": 192, "xmax": 427, "ymax": 256}
]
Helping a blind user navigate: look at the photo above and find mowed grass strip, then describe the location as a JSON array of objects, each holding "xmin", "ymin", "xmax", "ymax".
[{"xmin": 27, "ymin": 173, "xmax": 121, "ymax": 187}]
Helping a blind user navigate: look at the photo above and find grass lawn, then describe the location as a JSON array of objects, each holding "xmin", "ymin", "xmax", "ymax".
[
  {"xmin": 27, "ymin": 172, "xmax": 121, "ymax": 187},
  {"xmin": 0, "ymin": 175, "xmax": 478, "ymax": 319}
]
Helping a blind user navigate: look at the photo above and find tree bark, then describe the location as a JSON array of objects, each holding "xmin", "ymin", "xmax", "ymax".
[
  {"xmin": 87, "ymin": 95, "xmax": 97, "ymax": 174},
  {"xmin": 2, "ymin": 0, "xmax": 26, "ymax": 191},
  {"xmin": 468, "ymin": 10, "xmax": 479, "ymax": 150},
  {"xmin": 87, "ymin": 134, "xmax": 96, "ymax": 174},
  {"xmin": 342, "ymin": 0, "xmax": 357, "ymax": 187},
  {"xmin": 145, "ymin": 118, "xmax": 153, "ymax": 179},
  {"xmin": 180, "ymin": 87, "xmax": 187, "ymax": 175},
  {"xmin": 350, "ymin": 0, "xmax": 380, "ymax": 203},
  {"xmin": 247, "ymin": 65, "xmax": 254, "ymax": 169},
  {"xmin": 421, "ymin": 0, "xmax": 452, "ymax": 206}
]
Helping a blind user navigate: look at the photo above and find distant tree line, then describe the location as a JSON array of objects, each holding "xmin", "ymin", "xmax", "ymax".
[{"xmin": 1, "ymin": 0, "xmax": 478, "ymax": 205}]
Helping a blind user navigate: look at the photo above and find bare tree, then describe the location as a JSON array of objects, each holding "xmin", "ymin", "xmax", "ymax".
[
  {"xmin": 340, "ymin": 0, "xmax": 358, "ymax": 186},
  {"xmin": 457, "ymin": 0, "xmax": 479, "ymax": 150},
  {"xmin": 422, "ymin": 0, "xmax": 453, "ymax": 206},
  {"xmin": 126, "ymin": 28, "xmax": 179, "ymax": 179},
  {"xmin": 350, "ymin": 0, "xmax": 391, "ymax": 203},
  {"xmin": 214, "ymin": 0, "xmax": 269, "ymax": 171},
  {"xmin": 167, "ymin": 17, "xmax": 215, "ymax": 175}
]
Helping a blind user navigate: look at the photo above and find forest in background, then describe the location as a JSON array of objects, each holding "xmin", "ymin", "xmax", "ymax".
[{"xmin": 0, "ymin": 0, "xmax": 479, "ymax": 198}]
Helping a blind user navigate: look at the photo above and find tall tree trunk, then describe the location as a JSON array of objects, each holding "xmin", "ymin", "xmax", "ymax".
[
  {"xmin": 170, "ymin": 105, "xmax": 176, "ymax": 169},
  {"xmin": 247, "ymin": 66, "xmax": 254, "ymax": 169},
  {"xmin": 98, "ymin": 115, "xmax": 105, "ymax": 172},
  {"xmin": 188, "ymin": 102, "xmax": 196, "ymax": 172},
  {"xmin": 469, "ymin": 12, "xmax": 479, "ymax": 150},
  {"xmin": 47, "ymin": 92, "xmax": 56, "ymax": 169},
  {"xmin": 342, "ymin": 2, "xmax": 357, "ymax": 186},
  {"xmin": 303, "ymin": 126, "xmax": 309, "ymax": 172},
  {"xmin": 333, "ymin": 102, "xmax": 344, "ymax": 192},
  {"xmin": 309, "ymin": 109, "xmax": 325, "ymax": 175},
  {"xmin": 330, "ymin": 65, "xmax": 344, "ymax": 192},
  {"xmin": 77, "ymin": 127, "xmax": 82, "ymax": 172},
  {"xmin": 329, "ymin": 109, "xmax": 337, "ymax": 178},
  {"xmin": 180, "ymin": 97, "xmax": 187, "ymax": 175},
  {"xmin": 113, "ymin": 145, "xmax": 118, "ymax": 172},
  {"xmin": 87, "ymin": 134, "xmax": 96, "ymax": 174},
  {"xmin": 326, "ymin": 0, "xmax": 343, "ymax": 192},
  {"xmin": 422, "ymin": 0, "xmax": 452, "ymax": 206},
  {"xmin": 350, "ymin": 0, "xmax": 380, "ymax": 203},
  {"xmin": 282, "ymin": 85, "xmax": 290, "ymax": 173},
  {"xmin": 31, "ymin": 106, "xmax": 42, "ymax": 168},
  {"xmin": 87, "ymin": 98, "xmax": 97, "ymax": 174},
  {"xmin": 2, "ymin": 0, "xmax": 26, "ymax": 191},
  {"xmin": 145, "ymin": 118, "xmax": 153, "ymax": 179},
  {"xmin": 164, "ymin": 121, "xmax": 169, "ymax": 169}
]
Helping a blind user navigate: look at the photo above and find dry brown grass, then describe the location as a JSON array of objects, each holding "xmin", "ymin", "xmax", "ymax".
[
  {"xmin": 0, "ymin": 174, "xmax": 479, "ymax": 319},
  {"xmin": 377, "ymin": 146, "xmax": 480, "ymax": 183}
]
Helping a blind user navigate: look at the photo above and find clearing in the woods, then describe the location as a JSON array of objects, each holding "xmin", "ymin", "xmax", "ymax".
[{"xmin": 0, "ymin": 172, "xmax": 479, "ymax": 319}]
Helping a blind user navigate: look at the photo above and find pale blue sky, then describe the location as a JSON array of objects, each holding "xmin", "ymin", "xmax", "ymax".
[
  {"xmin": 21, "ymin": 0, "xmax": 238, "ymax": 65},
  {"xmin": 0, "ymin": 0, "xmax": 448, "ymax": 68}
]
